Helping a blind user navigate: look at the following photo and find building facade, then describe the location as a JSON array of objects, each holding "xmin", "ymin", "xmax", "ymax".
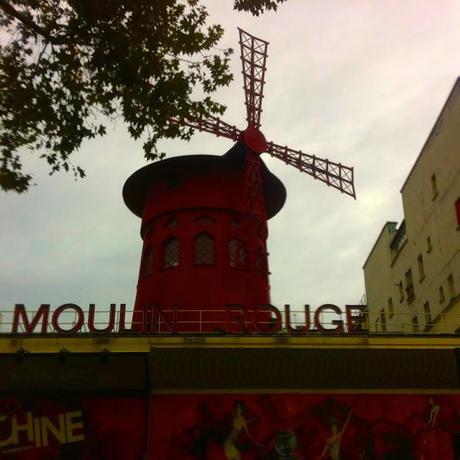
[
  {"xmin": 363, "ymin": 78, "xmax": 460, "ymax": 333},
  {"xmin": 3, "ymin": 79, "xmax": 460, "ymax": 459}
]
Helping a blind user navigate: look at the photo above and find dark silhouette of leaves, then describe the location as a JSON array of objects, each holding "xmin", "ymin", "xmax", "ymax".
[{"xmin": 0, "ymin": 0, "xmax": 285, "ymax": 192}]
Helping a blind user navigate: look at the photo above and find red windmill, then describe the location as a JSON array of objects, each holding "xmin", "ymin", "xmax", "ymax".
[
  {"xmin": 174, "ymin": 28, "xmax": 355, "ymax": 269},
  {"xmin": 123, "ymin": 29, "xmax": 356, "ymax": 333}
]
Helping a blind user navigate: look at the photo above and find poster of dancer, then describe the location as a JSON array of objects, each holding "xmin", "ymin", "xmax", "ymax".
[{"xmin": 150, "ymin": 394, "xmax": 460, "ymax": 460}]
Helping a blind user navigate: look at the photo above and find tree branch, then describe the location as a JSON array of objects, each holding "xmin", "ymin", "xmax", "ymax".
[{"xmin": 0, "ymin": 0, "xmax": 68, "ymax": 45}]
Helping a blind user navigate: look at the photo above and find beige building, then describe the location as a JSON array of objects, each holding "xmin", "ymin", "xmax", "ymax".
[{"xmin": 363, "ymin": 78, "xmax": 460, "ymax": 334}]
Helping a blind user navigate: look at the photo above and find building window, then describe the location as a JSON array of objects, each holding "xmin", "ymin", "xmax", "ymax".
[
  {"xmin": 456, "ymin": 198, "xmax": 460, "ymax": 227},
  {"xmin": 424, "ymin": 302, "xmax": 432, "ymax": 326},
  {"xmin": 431, "ymin": 174, "xmax": 438, "ymax": 199},
  {"xmin": 163, "ymin": 237, "xmax": 180, "ymax": 269},
  {"xmin": 164, "ymin": 217, "xmax": 179, "ymax": 229},
  {"xmin": 412, "ymin": 316, "xmax": 419, "ymax": 333},
  {"xmin": 439, "ymin": 285, "xmax": 445, "ymax": 303},
  {"xmin": 390, "ymin": 221, "xmax": 407, "ymax": 259},
  {"xmin": 193, "ymin": 232, "xmax": 215, "ymax": 265},
  {"xmin": 417, "ymin": 254, "xmax": 425, "ymax": 282},
  {"xmin": 380, "ymin": 309, "xmax": 386, "ymax": 333},
  {"xmin": 388, "ymin": 297, "xmax": 394, "ymax": 318},
  {"xmin": 142, "ymin": 245, "xmax": 153, "ymax": 276},
  {"xmin": 375, "ymin": 319, "xmax": 380, "ymax": 333},
  {"xmin": 195, "ymin": 214, "xmax": 214, "ymax": 225},
  {"xmin": 448, "ymin": 274, "xmax": 455, "ymax": 299},
  {"xmin": 398, "ymin": 281, "xmax": 404, "ymax": 302},
  {"xmin": 405, "ymin": 269, "xmax": 415, "ymax": 303},
  {"xmin": 229, "ymin": 238, "xmax": 246, "ymax": 268},
  {"xmin": 426, "ymin": 236, "xmax": 432, "ymax": 253}
]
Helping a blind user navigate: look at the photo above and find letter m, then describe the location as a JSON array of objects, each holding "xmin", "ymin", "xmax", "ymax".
[{"xmin": 12, "ymin": 304, "xmax": 50, "ymax": 334}]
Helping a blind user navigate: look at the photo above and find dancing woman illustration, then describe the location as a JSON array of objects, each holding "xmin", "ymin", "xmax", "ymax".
[
  {"xmin": 224, "ymin": 401, "xmax": 261, "ymax": 460},
  {"xmin": 426, "ymin": 397, "xmax": 440, "ymax": 429},
  {"xmin": 318, "ymin": 410, "xmax": 352, "ymax": 460}
]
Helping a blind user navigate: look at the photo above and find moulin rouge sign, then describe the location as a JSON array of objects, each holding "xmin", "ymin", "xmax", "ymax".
[{"xmin": 10, "ymin": 303, "xmax": 368, "ymax": 335}]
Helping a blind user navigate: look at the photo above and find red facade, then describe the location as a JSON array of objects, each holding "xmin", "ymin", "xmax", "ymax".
[
  {"xmin": 123, "ymin": 142, "xmax": 286, "ymax": 332},
  {"xmin": 0, "ymin": 397, "xmax": 146, "ymax": 460},
  {"xmin": 151, "ymin": 394, "xmax": 460, "ymax": 460},
  {"xmin": 2, "ymin": 394, "xmax": 460, "ymax": 459}
]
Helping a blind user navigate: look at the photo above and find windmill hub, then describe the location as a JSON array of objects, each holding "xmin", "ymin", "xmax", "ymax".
[{"xmin": 242, "ymin": 125, "xmax": 267, "ymax": 154}]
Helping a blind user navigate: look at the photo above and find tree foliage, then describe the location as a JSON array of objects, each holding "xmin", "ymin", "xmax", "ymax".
[
  {"xmin": 234, "ymin": 0, "xmax": 286, "ymax": 16},
  {"xmin": 0, "ymin": 0, "xmax": 285, "ymax": 193}
]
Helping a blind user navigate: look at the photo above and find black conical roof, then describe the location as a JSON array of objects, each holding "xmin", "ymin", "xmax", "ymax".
[{"xmin": 123, "ymin": 141, "xmax": 286, "ymax": 220}]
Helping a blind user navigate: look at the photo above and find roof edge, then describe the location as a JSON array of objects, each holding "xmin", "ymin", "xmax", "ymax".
[
  {"xmin": 400, "ymin": 76, "xmax": 460, "ymax": 193},
  {"xmin": 362, "ymin": 221, "xmax": 398, "ymax": 269}
]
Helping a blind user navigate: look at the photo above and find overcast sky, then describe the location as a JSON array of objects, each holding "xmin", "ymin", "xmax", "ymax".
[{"xmin": 1, "ymin": 0, "xmax": 460, "ymax": 319}]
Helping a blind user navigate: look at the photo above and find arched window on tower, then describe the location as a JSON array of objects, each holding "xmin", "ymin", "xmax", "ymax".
[
  {"xmin": 164, "ymin": 217, "xmax": 179, "ymax": 229},
  {"xmin": 142, "ymin": 245, "xmax": 153, "ymax": 276},
  {"xmin": 162, "ymin": 237, "xmax": 180, "ymax": 269},
  {"xmin": 195, "ymin": 214, "xmax": 214, "ymax": 225},
  {"xmin": 229, "ymin": 238, "xmax": 246, "ymax": 268},
  {"xmin": 194, "ymin": 232, "xmax": 215, "ymax": 265}
]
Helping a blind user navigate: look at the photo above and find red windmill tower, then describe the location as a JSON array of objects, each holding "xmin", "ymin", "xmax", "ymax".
[{"xmin": 123, "ymin": 29, "xmax": 355, "ymax": 333}]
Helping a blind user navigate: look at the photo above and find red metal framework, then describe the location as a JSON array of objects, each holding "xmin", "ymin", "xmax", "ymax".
[
  {"xmin": 238, "ymin": 28, "xmax": 269, "ymax": 129},
  {"xmin": 172, "ymin": 115, "xmax": 241, "ymax": 141},
  {"xmin": 173, "ymin": 112, "xmax": 355, "ymax": 199},
  {"xmin": 234, "ymin": 150, "xmax": 268, "ymax": 269},
  {"xmin": 266, "ymin": 142, "xmax": 355, "ymax": 197},
  {"xmin": 170, "ymin": 28, "xmax": 357, "ymax": 270}
]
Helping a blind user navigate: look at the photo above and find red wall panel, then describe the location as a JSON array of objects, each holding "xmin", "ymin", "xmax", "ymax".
[
  {"xmin": 4, "ymin": 393, "xmax": 460, "ymax": 459},
  {"xmin": 150, "ymin": 394, "xmax": 460, "ymax": 460},
  {"xmin": 0, "ymin": 397, "xmax": 146, "ymax": 460}
]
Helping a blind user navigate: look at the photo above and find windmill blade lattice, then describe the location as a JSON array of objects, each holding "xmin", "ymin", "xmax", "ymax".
[
  {"xmin": 238, "ymin": 28, "xmax": 269, "ymax": 129},
  {"xmin": 172, "ymin": 113, "xmax": 355, "ymax": 199},
  {"xmin": 172, "ymin": 115, "xmax": 241, "ymax": 142},
  {"xmin": 266, "ymin": 142, "xmax": 356, "ymax": 198}
]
